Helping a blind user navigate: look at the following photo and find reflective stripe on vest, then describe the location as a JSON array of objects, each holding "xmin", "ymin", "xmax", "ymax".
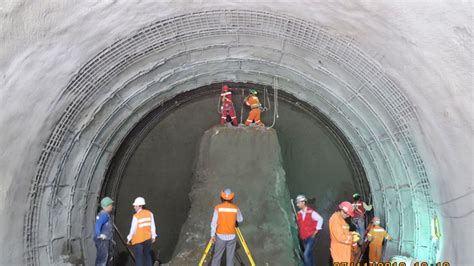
[
  {"xmin": 216, "ymin": 202, "xmax": 239, "ymax": 235},
  {"xmin": 296, "ymin": 207, "xmax": 318, "ymax": 240},
  {"xmin": 353, "ymin": 201, "xmax": 365, "ymax": 218},
  {"xmin": 246, "ymin": 96, "xmax": 261, "ymax": 109},
  {"xmin": 131, "ymin": 209, "xmax": 153, "ymax": 245}
]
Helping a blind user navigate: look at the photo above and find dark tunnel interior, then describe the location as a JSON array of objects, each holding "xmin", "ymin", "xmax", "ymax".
[{"xmin": 100, "ymin": 82, "xmax": 370, "ymax": 265}]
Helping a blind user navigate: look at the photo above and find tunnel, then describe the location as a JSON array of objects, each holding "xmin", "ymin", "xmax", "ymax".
[
  {"xmin": 0, "ymin": 3, "xmax": 471, "ymax": 266},
  {"xmin": 101, "ymin": 83, "xmax": 369, "ymax": 264}
]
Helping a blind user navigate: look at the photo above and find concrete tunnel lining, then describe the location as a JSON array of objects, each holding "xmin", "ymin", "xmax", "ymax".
[
  {"xmin": 102, "ymin": 84, "xmax": 369, "ymax": 264},
  {"xmin": 19, "ymin": 9, "xmax": 440, "ymax": 264}
]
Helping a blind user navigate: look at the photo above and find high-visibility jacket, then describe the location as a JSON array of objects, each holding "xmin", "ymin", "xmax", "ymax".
[
  {"xmin": 296, "ymin": 207, "xmax": 318, "ymax": 240},
  {"xmin": 352, "ymin": 200, "xmax": 366, "ymax": 219},
  {"xmin": 221, "ymin": 91, "xmax": 233, "ymax": 104},
  {"xmin": 245, "ymin": 95, "xmax": 261, "ymax": 109},
  {"xmin": 131, "ymin": 209, "xmax": 153, "ymax": 245},
  {"xmin": 329, "ymin": 211, "xmax": 353, "ymax": 263},
  {"xmin": 215, "ymin": 202, "xmax": 239, "ymax": 235},
  {"xmin": 367, "ymin": 225, "xmax": 392, "ymax": 262}
]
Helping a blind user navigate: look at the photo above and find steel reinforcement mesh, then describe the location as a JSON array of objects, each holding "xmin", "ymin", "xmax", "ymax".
[{"xmin": 24, "ymin": 9, "xmax": 436, "ymax": 264}]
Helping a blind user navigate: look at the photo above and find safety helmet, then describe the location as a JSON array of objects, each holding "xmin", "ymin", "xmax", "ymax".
[
  {"xmin": 353, "ymin": 193, "xmax": 361, "ymax": 200},
  {"xmin": 223, "ymin": 85, "xmax": 229, "ymax": 92},
  {"xmin": 339, "ymin": 201, "xmax": 355, "ymax": 217},
  {"xmin": 372, "ymin": 216, "xmax": 381, "ymax": 224},
  {"xmin": 100, "ymin": 197, "xmax": 114, "ymax": 208},
  {"xmin": 220, "ymin": 188, "xmax": 235, "ymax": 201},
  {"xmin": 132, "ymin": 197, "xmax": 146, "ymax": 206},
  {"xmin": 295, "ymin": 195, "xmax": 307, "ymax": 203},
  {"xmin": 249, "ymin": 89, "xmax": 257, "ymax": 95}
]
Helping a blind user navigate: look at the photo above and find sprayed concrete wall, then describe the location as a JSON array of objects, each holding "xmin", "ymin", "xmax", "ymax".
[{"xmin": 0, "ymin": 1, "xmax": 471, "ymax": 265}]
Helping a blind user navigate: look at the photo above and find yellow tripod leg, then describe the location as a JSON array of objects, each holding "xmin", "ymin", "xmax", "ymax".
[
  {"xmin": 198, "ymin": 239, "xmax": 213, "ymax": 266},
  {"xmin": 236, "ymin": 228, "xmax": 256, "ymax": 266}
]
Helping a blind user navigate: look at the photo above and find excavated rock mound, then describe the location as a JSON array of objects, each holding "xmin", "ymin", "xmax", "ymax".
[{"xmin": 168, "ymin": 126, "xmax": 300, "ymax": 265}]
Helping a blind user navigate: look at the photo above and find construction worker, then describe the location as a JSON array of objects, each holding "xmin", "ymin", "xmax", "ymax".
[
  {"xmin": 295, "ymin": 195, "xmax": 323, "ymax": 266},
  {"xmin": 126, "ymin": 197, "xmax": 157, "ymax": 266},
  {"xmin": 220, "ymin": 84, "xmax": 238, "ymax": 126},
  {"xmin": 352, "ymin": 193, "xmax": 372, "ymax": 245},
  {"xmin": 244, "ymin": 89, "xmax": 264, "ymax": 126},
  {"xmin": 329, "ymin": 201, "xmax": 360, "ymax": 264},
  {"xmin": 210, "ymin": 188, "xmax": 243, "ymax": 266},
  {"xmin": 367, "ymin": 217, "xmax": 392, "ymax": 263},
  {"xmin": 94, "ymin": 197, "xmax": 114, "ymax": 266}
]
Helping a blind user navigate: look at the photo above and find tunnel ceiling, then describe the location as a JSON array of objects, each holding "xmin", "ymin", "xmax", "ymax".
[{"xmin": 24, "ymin": 9, "xmax": 439, "ymax": 265}]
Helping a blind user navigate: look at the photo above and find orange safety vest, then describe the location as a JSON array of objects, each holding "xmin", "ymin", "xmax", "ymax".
[
  {"xmin": 131, "ymin": 209, "xmax": 153, "ymax": 245},
  {"xmin": 215, "ymin": 202, "xmax": 239, "ymax": 235},
  {"xmin": 245, "ymin": 96, "xmax": 261, "ymax": 109}
]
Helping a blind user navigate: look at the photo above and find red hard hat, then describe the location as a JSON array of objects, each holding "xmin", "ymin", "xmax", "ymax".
[
  {"xmin": 339, "ymin": 201, "xmax": 354, "ymax": 217},
  {"xmin": 223, "ymin": 85, "xmax": 229, "ymax": 92},
  {"xmin": 220, "ymin": 188, "xmax": 234, "ymax": 200}
]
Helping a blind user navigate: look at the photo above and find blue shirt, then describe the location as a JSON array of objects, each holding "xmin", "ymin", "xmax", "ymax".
[{"xmin": 95, "ymin": 211, "xmax": 113, "ymax": 238}]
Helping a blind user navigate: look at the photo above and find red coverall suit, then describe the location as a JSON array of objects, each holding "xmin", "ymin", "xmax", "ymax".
[{"xmin": 220, "ymin": 85, "xmax": 238, "ymax": 126}]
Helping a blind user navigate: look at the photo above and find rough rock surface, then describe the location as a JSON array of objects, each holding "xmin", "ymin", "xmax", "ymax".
[{"xmin": 169, "ymin": 126, "xmax": 300, "ymax": 265}]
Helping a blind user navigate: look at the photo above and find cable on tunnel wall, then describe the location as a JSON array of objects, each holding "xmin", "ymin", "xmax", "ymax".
[{"xmin": 267, "ymin": 77, "xmax": 280, "ymax": 129}]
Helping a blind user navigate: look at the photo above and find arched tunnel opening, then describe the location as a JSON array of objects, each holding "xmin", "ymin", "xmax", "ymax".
[
  {"xmin": 100, "ymin": 82, "xmax": 370, "ymax": 264},
  {"xmin": 4, "ymin": 7, "xmax": 464, "ymax": 266}
]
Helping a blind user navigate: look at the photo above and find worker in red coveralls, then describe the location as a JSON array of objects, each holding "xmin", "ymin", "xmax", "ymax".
[{"xmin": 220, "ymin": 85, "xmax": 238, "ymax": 126}]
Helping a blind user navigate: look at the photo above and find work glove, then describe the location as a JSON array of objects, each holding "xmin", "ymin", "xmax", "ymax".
[
  {"xmin": 98, "ymin": 234, "xmax": 107, "ymax": 240},
  {"xmin": 351, "ymin": 232, "xmax": 361, "ymax": 243}
]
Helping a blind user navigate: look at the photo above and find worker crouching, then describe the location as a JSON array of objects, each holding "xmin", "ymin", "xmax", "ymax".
[{"xmin": 210, "ymin": 188, "xmax": 243, "ymax": 266}]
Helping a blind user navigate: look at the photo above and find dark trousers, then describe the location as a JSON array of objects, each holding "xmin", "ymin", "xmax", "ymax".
[
  {"xmin": 94, "ymin": 239, "xmax": 110, "ymax": 266},
  {"xmin": 132, "ymin": 239, "xmax": 153, "ymax": 266},
  {"xmin": 303, "ymin": 236, "xmax": 316, "ymax": 266}
]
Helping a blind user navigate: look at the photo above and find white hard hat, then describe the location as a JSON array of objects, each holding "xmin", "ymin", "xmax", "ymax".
[
  {"xmin": 295, "ymin": 194, "xmax": 307, "ymax": 203},
  {"xmin": 133, "ymin": 197, "xmax": 146, "ymax": 206}
]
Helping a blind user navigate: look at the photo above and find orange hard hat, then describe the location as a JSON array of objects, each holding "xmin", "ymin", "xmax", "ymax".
[
  {"xmin": 220, "ymin": 188, "xmax": 235, "ymax": 200},
  {"xmin": 223, "ymin": 85, "xmax": 229, "ymax": 92},
  {"xmin": 339, "ymin": 201, "xmax": 354, "ymax": 217}
]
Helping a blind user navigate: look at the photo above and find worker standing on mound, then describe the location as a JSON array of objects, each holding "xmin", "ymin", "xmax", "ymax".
[
  {"xmin": 244, "ymin": 89, "xmax": 264, "ymax": 126},
  {"xmin": 367, "ymin": 216, "xmax": 392, "ymax": 263},
  {"xmin": 94, "ymin": 197, "xmax": 114, "ymax": 266},
  {"xmin": 210, "ymin": 188, "xmax": 243, "ymax": 266},
  {"xmin": 219, "ymin": 84, "xmax": 238, "ymax": 126},
  {"xmin": 329, "ymin": 201, "xmax": 360, "ymax": 263}
]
